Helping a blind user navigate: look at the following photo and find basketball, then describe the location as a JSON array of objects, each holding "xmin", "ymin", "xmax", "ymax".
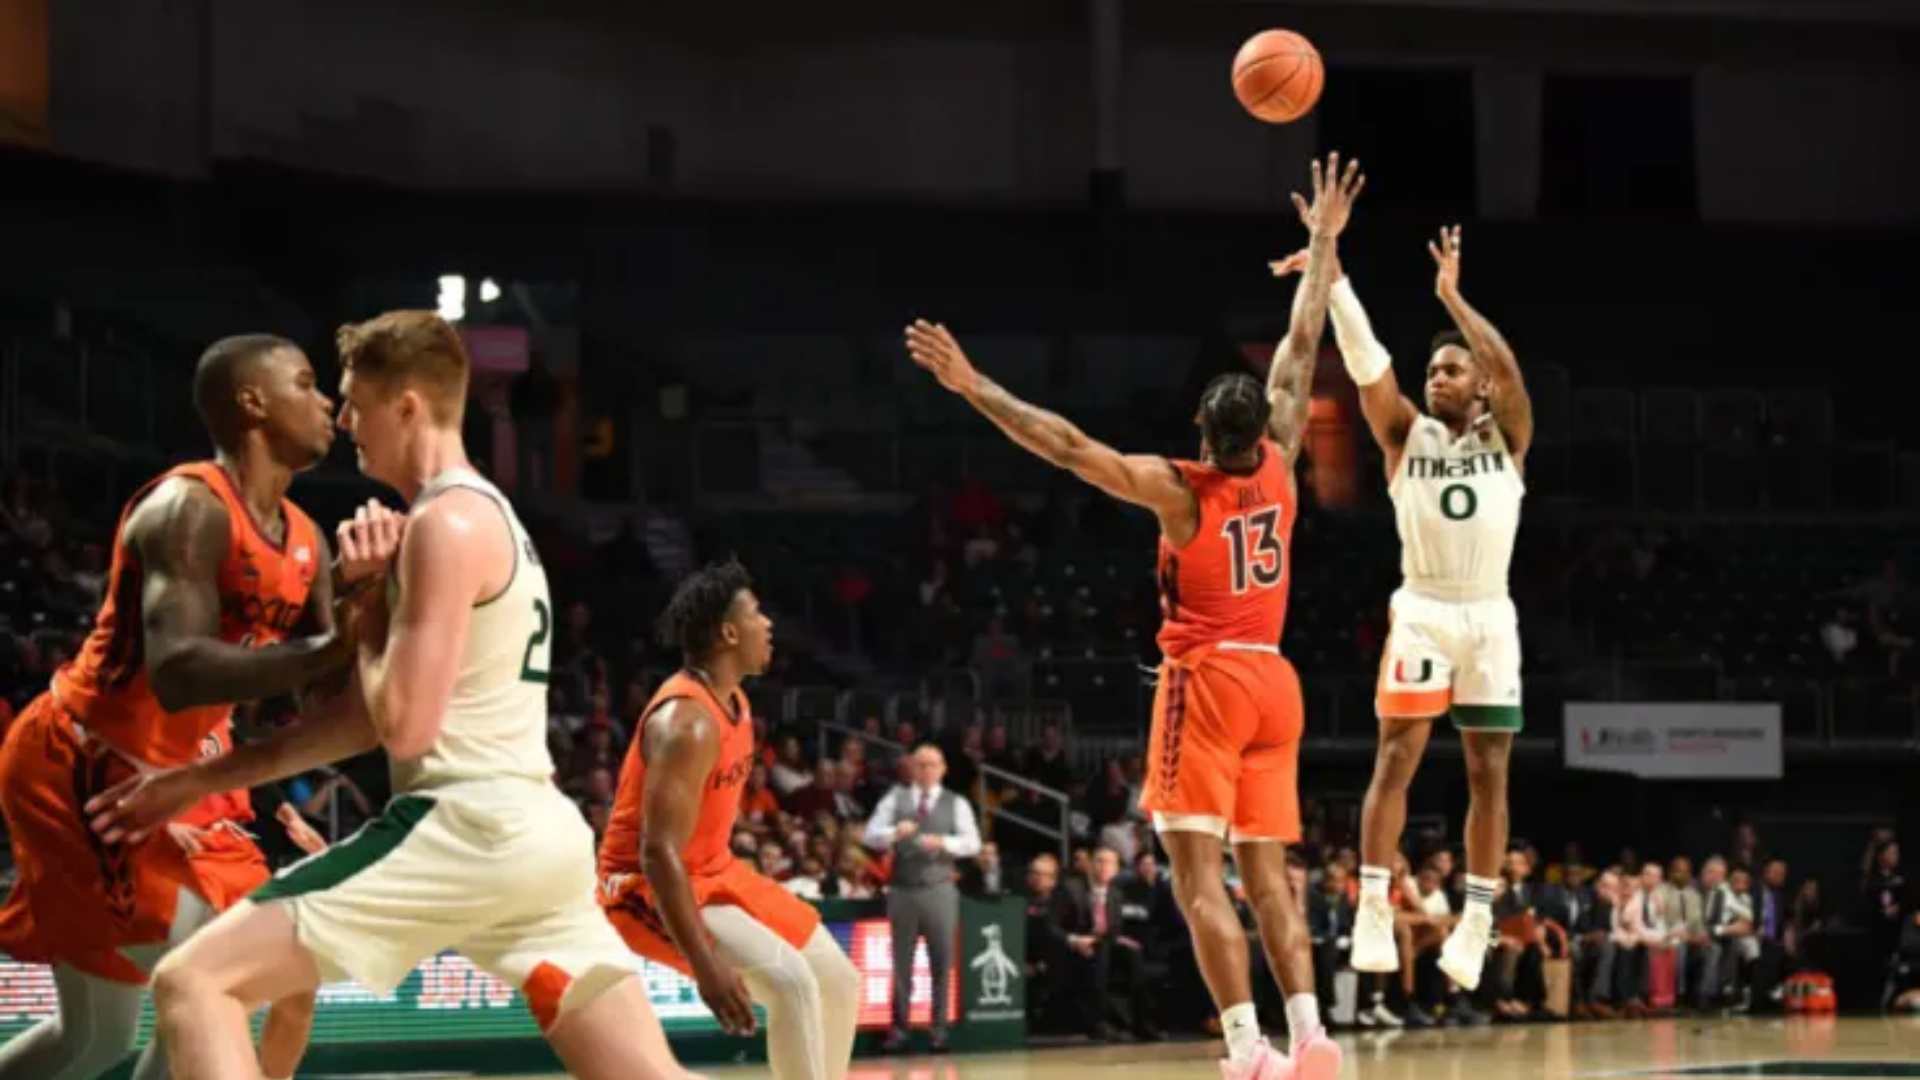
[{"xmin": 1231, "ymin": 29, "xmax": 1324, "ymax": 124}]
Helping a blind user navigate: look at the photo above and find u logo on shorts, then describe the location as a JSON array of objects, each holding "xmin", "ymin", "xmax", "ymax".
[{"xmin": 1393, "ymin": 658, "xmax": 1435, "ymax": 686}]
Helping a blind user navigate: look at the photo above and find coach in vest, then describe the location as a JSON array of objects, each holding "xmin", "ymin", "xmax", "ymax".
[{"xmin": 862, "ymin": 742, "xmax": 983, "ymax": 1053}]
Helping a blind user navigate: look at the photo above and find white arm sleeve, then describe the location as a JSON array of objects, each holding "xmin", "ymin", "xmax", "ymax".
[{"xmin": 1330, "ymin": 277, "xmax": 1392, "ymax": 386}]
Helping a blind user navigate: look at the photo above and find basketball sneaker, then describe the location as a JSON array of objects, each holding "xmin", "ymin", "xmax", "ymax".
[
  {"xmin": 1219, "ymin": 1038, "xmax": 1291, "ymax": 1080},
  {"xmin": 1350, "ymin": 891, "xmax": 1399, "ymax": 973},
  {"xmin": 1293, "ymin": 1029, "xmax": 1344, "ymax": 1080},
  {"xmin": 1438, "ymin": 907, "xmax": 1493, "ymax": 991}
]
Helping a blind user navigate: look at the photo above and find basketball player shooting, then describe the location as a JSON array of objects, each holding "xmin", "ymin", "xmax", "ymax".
[
  {"xmin": 0, "ymin": 334, "xmax": 358, "ymax": 1080},
  {"xmin": 906, "ymin": 153, "xmax": 1363, "ymax": 1080},
  {"xmin": 599, "ymin": 559, "xmax": 860, "ymax": 1080},
  {"xmin": 88, "ymin": 311, "xmax": 703, "ymax": 1080},
  {"xmin": 1275, "ymin": 222, "xmax": 1533, "ymax": 991}
]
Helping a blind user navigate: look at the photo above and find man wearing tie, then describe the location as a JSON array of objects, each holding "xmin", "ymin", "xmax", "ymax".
[{"xmin": 863, "ymin": 743, "xmax": 984, "ymax": 1053}]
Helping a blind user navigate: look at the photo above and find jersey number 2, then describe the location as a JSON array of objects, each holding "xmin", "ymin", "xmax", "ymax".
[
  {"xmin": 520, "ymin": 598, "xmax": 552, "ymax": 684},
  {"xmin": 1222, "ymin": 507, "xmax": 1284, "ymax": 594}
]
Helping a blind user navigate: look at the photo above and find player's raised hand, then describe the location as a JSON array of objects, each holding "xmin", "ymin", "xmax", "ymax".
[
  {"xmin": 87, "ymin": 767, "xmax": 211, "ymax": 846},
  {"xmin": 1291, "ymin": 151, "xmax": 1366, "ymax": 238},
  {"xmin": 904, "ymin": 320, "xmax": 981, "ymax": 398},
  {"xmin": 335, "ymin": 499, "xmax": 405, "ymax": 585},
  {"xmin": 1428, "ymin": 224, "xmax": 1463, "ymax": 298}
]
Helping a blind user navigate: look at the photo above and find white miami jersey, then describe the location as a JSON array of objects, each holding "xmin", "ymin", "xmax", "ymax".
[
  {"xmin": 1388, "ymin": 414, "xmax": 1524, "ymax": 603},
  {"xmin": 388, "ymin": 469, "xmax": 557, "ymax": 794}
]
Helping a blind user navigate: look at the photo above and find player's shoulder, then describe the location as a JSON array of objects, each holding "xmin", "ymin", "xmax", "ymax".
[{"xmin": 123, "ymin": 471, "xmax": 233, "ymax": 556}]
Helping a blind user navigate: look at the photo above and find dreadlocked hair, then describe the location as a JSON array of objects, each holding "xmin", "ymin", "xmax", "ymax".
[{"xmin": 656, "ymin": 558, "xmax": 754, "ymax": 661}]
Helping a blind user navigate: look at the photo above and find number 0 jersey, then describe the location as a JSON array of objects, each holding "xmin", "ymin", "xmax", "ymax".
[
  {"xmin": 388, "ymin": 469, "xmax": 556, "ymax": 795},
  {"xmin": 1155, "ymin": 440, "xmax": 1298, "ymax": 660},
  {"xmin": 1389, "ymin": 415, "xmax": 1525, "ymax": 603}
]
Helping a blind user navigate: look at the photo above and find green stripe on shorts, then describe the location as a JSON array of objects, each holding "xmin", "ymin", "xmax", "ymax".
[
  {"xmin": 252, "ymin": 794, "xmax": 436, "ymax": 903},
  {"xmin": 1450, "ymin": 704, "xmax": 1524, "ymax": 732}
]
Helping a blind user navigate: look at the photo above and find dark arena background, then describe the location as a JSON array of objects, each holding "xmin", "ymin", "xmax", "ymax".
[{"xmin": 1, "ymin": 0, "xmax": 1918, "ymax": 1077}]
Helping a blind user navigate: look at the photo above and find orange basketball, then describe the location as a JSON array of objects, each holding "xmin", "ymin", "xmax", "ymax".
[{"xmin": 1231, "ymin": 29, "xmax": 1324, "ymax": 124}]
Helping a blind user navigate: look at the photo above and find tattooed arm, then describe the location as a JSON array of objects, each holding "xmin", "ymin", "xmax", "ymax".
[
  {"xmin": 1267, "ymin": 154, "xmax": 1366, "ymax": 466},
  {"xmin": 904, "ymin": 321, "xmax": 1191, "ymax": 521},
  {"xmin": 130, "ymin": 479, "xmax": 350, "ymax": 714}
]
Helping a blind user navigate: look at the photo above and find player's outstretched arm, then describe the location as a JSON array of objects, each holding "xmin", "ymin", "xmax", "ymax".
[
  {"xmin": 639, "ymin": 701, "xmax": 759, "ymax": 1036},
  {"xmin": 1267, "ymin": 153, "xmax": 1365, "ymax": 465},
  {"xmin": 357, "ymin": 493, "xmax": 485, "ymax": 760},
  {"xmin": 132, "ymin": 480, "xmax": 350, "ymax": 714},
  {"xmin": 1431, "ymin": 225, "xmax": 1532, "ymax": 462},
  {"xmin": 904, "ymin": 320, "xmax": 1189, "ymax": 517}
]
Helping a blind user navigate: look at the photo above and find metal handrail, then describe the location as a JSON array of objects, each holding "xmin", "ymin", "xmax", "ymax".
[{"xmin": 813, "ymin": 719, "xmax": 1071, "ymax": 865}]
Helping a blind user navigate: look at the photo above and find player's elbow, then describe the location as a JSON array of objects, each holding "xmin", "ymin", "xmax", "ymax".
[
  {"xmin": 148, "ymin": 649, "xmax": 212, "ymax": 713},
  {"xmin": 380, "ymin": 712, "xmax": 442, "ymax": 761}
]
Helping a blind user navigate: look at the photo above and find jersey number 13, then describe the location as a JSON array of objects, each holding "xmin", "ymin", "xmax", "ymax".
[{"xmin": 1221, "ymin": 507, "xmax": 1285, "ymax": 594}]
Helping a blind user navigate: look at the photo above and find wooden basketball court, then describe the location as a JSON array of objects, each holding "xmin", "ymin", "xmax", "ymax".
[{"xmin": 499, "ymin": 1016, "xmax": 1920, "ymax": 1079}]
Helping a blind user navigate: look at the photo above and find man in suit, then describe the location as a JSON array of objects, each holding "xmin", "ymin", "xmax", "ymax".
[
  {"xmin": 962, "ymin": 840, "xmax": 1009, "ymax": 900},
  {"xmin": 862, "ymin": 743, "xmax": 984, "ymax": 1052},
  {"xmin": 1024, "ymin": 853, "xmax": 1070, "ymax": 1030},
  {"xmin": 1752, "ymin": 858, "xmax": 1793, "ymax": 1010},
  {"xmin": 1050, "ymin": 847, "xmax": 1160, "ymax": 1040}
]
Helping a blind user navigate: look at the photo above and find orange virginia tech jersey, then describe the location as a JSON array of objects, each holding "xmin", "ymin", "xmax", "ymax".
[
  {"xmin": 600, "ymin": 671, "xmax": 756, "ymax": 881},
  {"xmin": 52, "ymin": 461, "xmax": 321, "ymax": 769},
  {"xmin": 1155, "ymin": 440, "xmax": 1297, "ymax": 660}
]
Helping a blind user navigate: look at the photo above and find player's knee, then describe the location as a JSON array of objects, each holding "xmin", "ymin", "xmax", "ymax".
[
  {"xmin": 761, "ymin": 949, "xmax": 823, "ymax": 1009},
  {"xmin": 150, "ymin": 952, "xmax": 205, "ymax": 1025},
  {"xmin": 1461, "ymin": 736, "xmax": 1512, "ymax": 792},
  {"xmin": 809, "ymin": 944, "xmax": 860, "ymax": 1006}
]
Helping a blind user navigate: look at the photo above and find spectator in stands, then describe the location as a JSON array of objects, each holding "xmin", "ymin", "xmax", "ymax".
[
  {"xmin": 739, "ymin": 763, "xmax": 781, "ymax": 829},
  {"xmin": 863, "ymin": 743, "xmax": 982, "ymax": 1053},
  {"xmin": 1024, "ymin": 853, "xmax": 1067, "ymax": 1030},
  {"xmin": 984, "ymin": 724, "xmax": 1018, "ymax": 775},
  {"xmin": 1027, "ymin": 725, "xmax": 1072, "ymax": 794},
  {"xmin": 769, "ymin": 733, "xmax": 815, "ymax": 800},
  {"xmin": 1488, "ymin": 849, "xmax": 1556, "ymax": 1019},
  {"xmin": 784, "ymin": 856, "xmax": 828, "ymax": 900},
  {"xmin": 1309, "ymin": 863, "xmax": 1354, "ymax": 1025},
  {"xmin": 1041, "ymin": 847, "xmax": 1157, "ymax": 1041},
  {"xmin": 971, "ymin": 617, "xmax": 1025, "ymax": 700},
  {"xmin": 1821, "ymin": 604, "xmax": 1864, "ymax": 668},
  {"xmin": 1788, "ymin": 879, "xmax": 1826, "ymax": 960},
  {"xmin": 1864, "ymin": 839, "xmax": 1908, "ymax": 961},
  {"xmin": 1664, "ymin": 857, "xmax": 1707, "ymax": 999},
  {"xmin": 1576, "ymin": 869, "xmax": 1622, "ymax": 1018},
  {"xmin": 755, "ymin": 839, "xmax": 789, "ymax": 881},
  {"xmin": 1731, "ymin": 824, "xmax": 1762, "ymax": 873},
  {"xmin": 1689, "ymin": 857, "xmax": 1731, "ymax": 1008},
  {"xmin": 962, "ymin": 840, "xmax": 1009, "ymax": 899},
  {"xmin": 1615, "ymin": 864, "xmax": 1675, "ymax": 1013}
]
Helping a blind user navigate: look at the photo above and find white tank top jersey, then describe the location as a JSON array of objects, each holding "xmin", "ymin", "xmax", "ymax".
[
  {"xmin": 387, "ymin": 468, "xmax": 557, "ymax": 794},
  {"xmin": 1387, "ymin": 414, "xmax": 1525, "ymax": 603}
]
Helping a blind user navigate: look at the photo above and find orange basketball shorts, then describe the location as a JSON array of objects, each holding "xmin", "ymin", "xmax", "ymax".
[
  {"xmin": 599, "ymin": 858, "xmax": 822, "ymax": 976},
  {"xmin": 1140, "ymin": 645, "xmax": 1304, "ymax": 844},
  {"xmin": 0, "ymin": 693, "xmax": 199, "ymax": 984},
  {"xmin": 185, "ymin": 825, "xmax": 273, "ymax": 913}
]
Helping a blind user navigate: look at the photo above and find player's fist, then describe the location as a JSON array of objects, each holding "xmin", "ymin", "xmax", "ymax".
[
  {"xmin": 335, "ymin": 499, "xmax": 405, "ymax": 585},
  {"xmin": 695, "ymin": 958, "xmax": 757, "ymax": 1037}
]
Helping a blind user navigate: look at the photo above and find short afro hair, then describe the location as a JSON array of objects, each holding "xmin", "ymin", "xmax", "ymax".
[
  {"xmin": 1430, "ymin": 329, "xmax": 1469, "ymax": 357},
  {"xmin": 656, "ymin": 558, "xmax": 754, "ymax": 660},
  {"xmin": 193, "ymin": 333, "xmax": 298, "ymax": 448}
]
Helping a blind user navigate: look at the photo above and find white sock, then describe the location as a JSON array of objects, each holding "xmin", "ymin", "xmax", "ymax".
[
  {"xmin": 1463, "ymin": 874, "xmax": 1499, "ymax": 921},
  {"xmin": 1221, "ymin": 1001, "xmax": 1262, "ymax": 1066},
  {"xmin": 1359, "ymin": 865, "xmax": 1391, "ymax": 903},
  {"xmin": 1285, "ymin": 993, "xmax": 1322, "ymax": 1049}
]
